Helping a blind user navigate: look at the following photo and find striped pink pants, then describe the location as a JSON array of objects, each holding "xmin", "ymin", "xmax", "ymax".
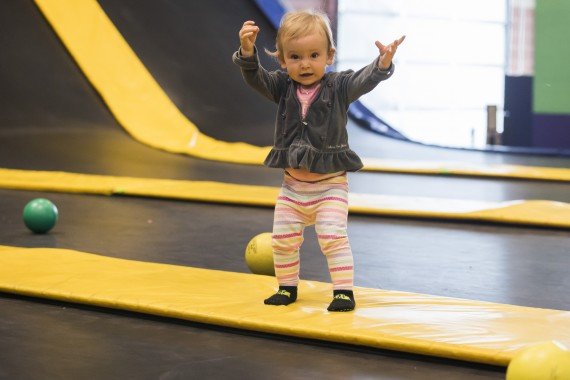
[{"xmin": 272, "ymin": 172, "xmax": 354, "ymax": 290}]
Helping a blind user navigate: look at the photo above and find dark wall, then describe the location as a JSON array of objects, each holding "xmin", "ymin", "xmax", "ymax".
[{"xmin": 502, "ymin": 76, "xmax": 532, "ymax": 147}]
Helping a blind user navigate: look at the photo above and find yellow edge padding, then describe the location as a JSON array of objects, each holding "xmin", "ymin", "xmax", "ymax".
[
  {"xmin": 1, "ymin": 168, "xmax": 570, "ymax": 229},
  {"xmin": 1, "ymin": 245, "xmax": 569, "ymax": 367},
  {"xmin": 361, "ymin": 158, "xmax": 570, "ymax": 182},
  {"xmin": 33, "ymin": 0, "xmax": 269, "ymax": 165},
  {"xmin": 33, "ymin": 0, "xmax": 570, "ymax": 183}
]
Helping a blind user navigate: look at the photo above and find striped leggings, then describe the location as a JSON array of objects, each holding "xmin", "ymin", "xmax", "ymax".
[{"xmin": 272, "ymin": 172, "xmax": 354, "ymax": 290}]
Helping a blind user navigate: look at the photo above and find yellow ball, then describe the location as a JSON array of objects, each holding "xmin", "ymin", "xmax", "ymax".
[
  {"xmin": 245, "ymin": 232, "xmax": 275, "ymax": 276},
  {"xmin": 507, "ymin": 341, "xmax": 570, "ymax": 380}
]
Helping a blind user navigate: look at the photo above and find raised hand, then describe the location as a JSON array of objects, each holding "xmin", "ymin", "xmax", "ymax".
[
  {"xmin": 239, "ymin": 20, "xmax": 260, "ymax": 57},
  {"xmin": 375, "ymin": 35, "xmax": 405, "ymax": 70}
]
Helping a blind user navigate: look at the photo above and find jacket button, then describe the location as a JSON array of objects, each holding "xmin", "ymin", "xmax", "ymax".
[
  {"xmin": 281, "ymin": 113, "xmax": 286, "ymax": 119},
  {"xmin": 327, "ymin": 82, "xmax": 332, "ymax": 87},
  {"xmin": 327, "ymin": 102, "xmax": 332, "ymax": 107}
]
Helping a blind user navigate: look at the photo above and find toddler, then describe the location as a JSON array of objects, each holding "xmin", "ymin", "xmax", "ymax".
[{"xmin": 233, "ymin": 10, "xmax": 404, "ymax": 311}]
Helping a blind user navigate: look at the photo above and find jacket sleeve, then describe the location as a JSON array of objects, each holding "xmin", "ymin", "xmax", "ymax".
[
  {"xmin": 340, "ymin": 57, "xmax": 395, "ymax": 104},
  {"xmin": 232, "ymin": 47, "xmax": 286, "ymax": 104}
]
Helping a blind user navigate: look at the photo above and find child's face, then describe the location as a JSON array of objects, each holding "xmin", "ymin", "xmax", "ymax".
[{"xmin": 279, "ymin": 32, "xmax": 334, "ymax": 86}]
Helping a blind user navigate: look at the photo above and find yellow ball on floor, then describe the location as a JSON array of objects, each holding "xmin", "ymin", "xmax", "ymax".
[
  {"xmin": 506, "ymin": 341, "xmax": 570, "ymax": 380},
  {"xmin": 245, "ymin": 232, "xmax": 275, "ymax": 276}
]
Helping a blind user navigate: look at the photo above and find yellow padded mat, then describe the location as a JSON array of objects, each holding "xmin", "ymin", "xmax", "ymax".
[
  {"xmin": 1, "ymin": 168, "xmax": 570, "ymax": 229},
  {"xmin": 361, "ymin": 158, "xmax": 570, "ymax": 182},
  {"xmin": 0, "ymin": 245, "xmax": 569, "ymax": 367},
  {"xmin": 34, "ymin": 0, "xmax": 268, "ymax": 165},
  {"xmin": 34, "ymin": 0, "xmax": 570, "ymax": 182}
]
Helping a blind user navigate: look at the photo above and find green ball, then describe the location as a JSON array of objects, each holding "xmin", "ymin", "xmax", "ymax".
[
  {"xmin": 23, "ymin": 198, "xmax": 58, "ymax": 234},
  {"xmin": 245, "ymin": 232, "xmax": 275, "ymax": 276}
]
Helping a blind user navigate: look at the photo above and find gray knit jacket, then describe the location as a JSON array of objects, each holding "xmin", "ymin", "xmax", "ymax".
[{"xmin": 232, "ymin": 48, "xmax": 394, "ymax": 173}]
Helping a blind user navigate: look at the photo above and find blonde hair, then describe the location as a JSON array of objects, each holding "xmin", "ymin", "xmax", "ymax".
[{"xmin": 267, "ymin": 10, "xmax": 336, "ymax": 60}]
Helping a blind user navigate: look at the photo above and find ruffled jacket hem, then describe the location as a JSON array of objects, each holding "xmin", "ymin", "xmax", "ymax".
[{"xmin": 264, "ymin": 146, "xmax": 363, "ymax": 174}]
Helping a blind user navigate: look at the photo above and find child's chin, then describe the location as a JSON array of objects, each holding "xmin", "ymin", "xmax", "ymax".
[{"xmin": 297, "ymin": 77, "xmax": 317, "ymax": 85}]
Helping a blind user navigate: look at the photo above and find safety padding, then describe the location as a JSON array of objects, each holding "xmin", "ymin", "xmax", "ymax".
[
  {"xmin": 34, "ymin": 0, "xmax": 570, "ymax": 182},
  {"xmin": 362, "ymin": 158, "xmax": 570, "ymax": 182},
  {"xmin": 0, "ymin": 245, "xmax": 569, "ymax": 366},
  {"xmin": 34, "ymin": 0, "xmax": 269, "ymax": 165},
  {"xmin": 1, "ymin": 168, "xmax": 570, "ymax": 229}
]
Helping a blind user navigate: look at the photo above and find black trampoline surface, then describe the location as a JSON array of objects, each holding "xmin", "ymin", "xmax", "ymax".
[{"xmin": 0, "ymin": 1, "xmax": 569, "ymax": 379}]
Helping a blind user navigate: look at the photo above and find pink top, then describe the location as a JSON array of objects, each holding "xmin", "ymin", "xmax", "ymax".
[
  {"xmin": 290, "ymin": 81, "xmax": 344, "ymax": 181},
  {"xmin": 296, "ymin": 83, "xmax": 321, "ymax": 119}
]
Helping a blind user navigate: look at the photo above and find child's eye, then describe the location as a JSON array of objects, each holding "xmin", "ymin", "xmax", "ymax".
[
  {"xmin": 311, "ymin": 53, "xmax": 319, "ymax": 59},
  {"xmin": 290, "ymin": 54, "xmax": 299, "ymax": 60}
]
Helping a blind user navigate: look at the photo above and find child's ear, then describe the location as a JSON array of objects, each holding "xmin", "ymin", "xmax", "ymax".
[
  {"xmin": 327, "ymin": 48, "xmax": 336, "ymax": 65},
  {"xmin": 278, "ymin": 53, "xmax": 287, "ymax": 69}
]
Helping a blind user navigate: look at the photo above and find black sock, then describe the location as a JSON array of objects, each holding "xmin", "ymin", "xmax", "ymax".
[
  {"xmin": 264, "ymin": 286, "xmax": 298, "ymax": 306},
  {"xmin": 327, "ymin": 289, "xmax": 355, "ymax": 312}
]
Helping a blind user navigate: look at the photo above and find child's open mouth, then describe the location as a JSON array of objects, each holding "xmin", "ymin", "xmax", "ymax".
[{"xmin": 300, "ymin": 73, "xmax": 312, "ymax": 77}]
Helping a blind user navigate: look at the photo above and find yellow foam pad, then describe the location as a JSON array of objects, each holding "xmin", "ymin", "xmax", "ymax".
[
  {"xmin": 33, "ymin": 0, "xmax": 570, "ymax": 183},
  {"xmin": 362, "ymin": 158, "xmax": 570, "ymax": 182},
  {"xmin": 0, "ymin": 245, "xmax": 569, "ymax": 366},
  {"xmin": 34, "ymin": 0, "xmax": 269, "ymax": 165},
  {"xmin": 1, "ymin": 168, "xmax": 570, "ymax": 228}
]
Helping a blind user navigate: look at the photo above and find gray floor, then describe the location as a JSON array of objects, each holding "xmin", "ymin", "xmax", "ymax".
[
  {"xmin": 1, "ymin": 1, "xmax": 569, "ymax": 379},
  {"xmin": 0, "ymin": 190, "xmax": 514, "ymax": 380},
  {"xmin": 0, "ymin": 293, "xmax": 500, "ymax": 380},
  {"xmin": 0, "ymin": 181, "xmax": 568, "ymax": 379}
]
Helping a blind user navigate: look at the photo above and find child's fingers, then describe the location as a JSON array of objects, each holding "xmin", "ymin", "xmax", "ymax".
[
  {"xmin": 239, "ymin": 20, "xmax": 259, "ymax": 55},
  {"xmin": 240, "ymin": 26, "xmax": 259, "ymax": 38},
  {"xmin": 376, "ymin": 35, "xmax": 405, "ymax": 53},
  {"xmin": 385, "ymin": 39, "xmax": 401, "ymax": 56},
  {"xmin": 241, "ymin": 32, "xmax": 259, "ymax": 43},
  {"xmin": 240, "ymin": 25, "xmax": 258, "ymax": 33},
  {"xmin": 378, "ymin": 36, "xmax": 404, "ymax": 68},
  {"xmin": 239, "ymin": 30, "xmax": 252, "ymax": 39},
  {"xmin": 241, "ymin": 21, "xmax": 259, "ymax": 35}
]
